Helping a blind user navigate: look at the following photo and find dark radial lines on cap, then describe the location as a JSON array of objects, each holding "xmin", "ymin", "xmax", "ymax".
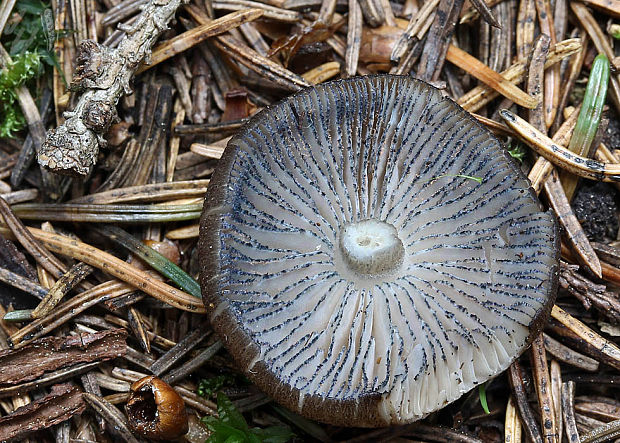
[{"xmin": 200, "ymin": 75, "xmax": 559, "ymax": 426}]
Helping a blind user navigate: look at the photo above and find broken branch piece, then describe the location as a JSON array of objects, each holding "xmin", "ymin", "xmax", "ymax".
[
  {"xmin": 37, "ymin": 0, "xmax": 253, "ymax": 177},
  {"xmin": 38, "ymin": 0, "xmax": 186, "ymax": 177}
]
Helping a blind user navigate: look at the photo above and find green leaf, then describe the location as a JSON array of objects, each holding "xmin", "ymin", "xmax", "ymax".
[
  {"xmin": 479, "ymin": 383, "xmax": 490, "ymax": 414},
  {"xmin": 94, "ymin": 225, "xmax": 202, "ymax": 298},
  {"xmin": 568, "ymin": 54, "xmax": 610, "ymax": 157},
  {"xmin": 201, "ymin": 394, "xmax": 295, "ymax": 443},
  {"xmin": 217, "ymin": 392, "xmax": 249, "ymax": 432},
  {"xmin": 202, "ymin": 419, "xmax": 248, "ymax": 443},
  {"xmin": 250, "ymin": 426, "xmax": 296, "ymax": 443}
]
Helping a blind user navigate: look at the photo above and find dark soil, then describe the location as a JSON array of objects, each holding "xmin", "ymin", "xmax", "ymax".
[{"xmin": 572, "ymin": 180, "xmax": 619, "ymax": 242}]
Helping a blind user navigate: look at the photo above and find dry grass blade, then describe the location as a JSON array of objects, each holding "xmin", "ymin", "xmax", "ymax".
[
  {"xmin": 213, "ymin": 0, "xmax": 300, "ymax": 21},
  {"xmin": 527, "ymin": 105, "xmax": 581, "ymax": 194},
  {"xmin": 83, "ymin": 393, "xmax": 141, "ymax": 443},
  {"xmin": 0, "ymin": 0, "xmax": 17, "ymax": 34},
  {"xmin": 0, "ymin": 266, "xmax": 48, "ymax": 299},
  {"xmin": 0, "ymin": 197, "xmax": 66, "ymax": 278},
  {"xmin": 190, "ymin": 143, "xmax": 225, "ymax": 159},
  {"xmin": 504, "ymin": 396, "xmax": 522, "ymax": 443},
  {"xmin": 530, "ymin": 334, "xmax": 558, "ymax": 443},
  {"xmin": 458, "ymin": 38, "xmax": 581, "ymax": 112},
  {"xmin": 345, "ymin": 0, "xmax": 362, "ymax": 77},
  {"xmin": 0, "ymin": 362, "xmax": 100, "ymax": 398},
  {"xmin": 544, "ymin": 170, "xmax": 602, "ymax": 278},
  {"xmin": 416, "ymin": 0, "xmax": 464, "ymax": 82},
  {"xmin": 11, "ymin": 203, "xmax": 202, "ymax": 223},
  {"xmin": 463, "ymin": 0, "xmax": 500, "ymax": 27},
  {"xmin": 137, "ymin": 9, "xmax": 264, "ymax": 74},
  {"xmin": 31, "ymin": 262, "xmax": 93, "ymax": 318},
  {"xmin": 215, "ymin": 35, "xmax": 310, "ymax": 90},
  {"xmin": 0, "ymin": 189, "xmax": 39, "ymax": 205},
  {"xmin": 551, "ymin": 305, "xmax": 620, "ymax": 370},
  {"xmin": 23, "ymin": 227, "xmax": 205, "ymax": 313},
  {"xmin": 389, "ymin": 0, "xmax": 439, "ymax": 63},
  {"xmin": 533, "ymin": 0, "xmax": 559, "ymax": 127},
  {"xmin": 447, "ymin": 45, "xmax": 539, "ymax": 108},
  {"xmin": 357, "ymin": 0, "xmax": 384, "ymax": 27},
  {"xmin": 562, "ymin": 381, "xmax": 580, "ymax": 443},
  {"xmin": 69, "ymin": 180, "xmax": 210, "ymax": 204},
  {"xmin": 578, "ymin": 0, "xmax": 620, "ymax": 18},
  {"xmin": 302, "ymin": 61, "xmax": 341, "ymax": 84},
  {"xmin": 101, "ymin": 0, "xmax": 149, "ymax": 26},
  {"xmin": 8, "ymin": 281, "xmax": 134, "ymax": 347},
  {"xmin": 543, "ymin": 333, "xmax": 599, "ymax": 371},
  {"xmin": 526, "ymin": 34, "xmax": 550, "ymax": 131},
  {"xmin": 163, "ymin": 340, "xmax": 223, "ymax": 384},
  {"xmin": 165, "ymin": 224, "xmax": 199, "ymax": 240},
  {"xmin": 106, "ymin": 316, "xmax": 176, "ymax": 350},
  {"xmin": 500, "ymin": 110, "xmax": 620, "ymax": 181},
  {"xmin": 554, "ymin": 35, "xmax": 588, "ymax": 134},
  {"xmin": 581, "ymin": 419, "xmax": 620, "ymax": 443},
  {"xmin": 509, "ymin": 360, "xmax": 543, "ymax": 443},
  {"xmin": 150, "ymin": 325, "xmax": 208, "ymax": 376},
  {"xmin": 550, "ymin": 361, "xmax": 563, "ymax": 442},
  {"xmin": 127, "ymin": 307, "xmax": 150, "ymax": 353}
]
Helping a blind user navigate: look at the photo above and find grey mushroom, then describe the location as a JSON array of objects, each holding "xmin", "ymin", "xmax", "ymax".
[{"xmin": 199, "ymin": 75, "xmax": 559, "ymax": 427}]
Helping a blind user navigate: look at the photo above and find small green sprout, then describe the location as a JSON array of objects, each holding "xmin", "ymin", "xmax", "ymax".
[
  {"xmin": 202, "ymin": 393, "xmax": 295, "ymax": 443},
  {"xmin": 508, "ymin": 144, "xmax": 527, "ymax": 163},
  {"xmin": 609, "ymin": 24, "xmax": 620, "ymax": 40},
  {"xmin": 479, "ymin": 383, "xmax": 490, "ymax": 414},
  {"xmin": 426, "ymin": 174, "xmax": 483, "ymax": 184}
]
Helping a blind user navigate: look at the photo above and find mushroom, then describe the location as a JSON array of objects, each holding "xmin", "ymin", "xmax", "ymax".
[{"xmin": 199, "ymin": 75, "xmax": 559, "ymax": 427}]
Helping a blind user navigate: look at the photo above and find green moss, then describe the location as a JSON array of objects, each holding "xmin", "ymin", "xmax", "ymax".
[
  {"xmin": 0, "ymin": 51, "xmax": 41, "ymax": 137},
  {"xmin": 0, "ymin": 0, "xmax": 69, "ymax": 137}
]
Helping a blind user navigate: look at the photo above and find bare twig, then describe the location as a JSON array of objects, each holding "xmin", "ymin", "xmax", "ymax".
[
  {"xmin": 38, "ymin": 0, "xmax": 186, "ymax": 177},
  {"xmin": 0, "ymin": 384, "xmax": 85, "ymax": 442}
]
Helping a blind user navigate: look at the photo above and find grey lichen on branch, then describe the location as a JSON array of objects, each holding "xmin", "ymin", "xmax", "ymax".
[{"xmin": 37, "ymin": 0, "xmax": 185, "ymax": 178}]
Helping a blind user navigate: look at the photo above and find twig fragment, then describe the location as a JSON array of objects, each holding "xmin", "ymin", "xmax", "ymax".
[
  {"xmin": 83, "ymin": 393, "xmax": 141, "ymax": 443},
  {"xmin": 0, "ymin": 384, "xmax": 86, "ymax": 442},
  {"xmin": 31, "ymin": 262, "xmax": 93, "ymax": 318},
  {"xmin": 0, "ymin": 329, "xmax": 127, "ymax": 386},
  {"xmin": 508, "ymin": 360, "xmax": 543, "ymax": 443},
  {"xmin": 136, "ymin": 9, "xmax": 264, "ymax": 74},
  {"xmin": 38, "ymin": 0, "xmax": 187, "ymax": 177}
]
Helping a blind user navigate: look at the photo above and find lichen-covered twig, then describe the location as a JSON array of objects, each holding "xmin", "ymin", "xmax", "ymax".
[{"xmin": 38, "ymin": 0, "xmax": 186, "ymax": 178}]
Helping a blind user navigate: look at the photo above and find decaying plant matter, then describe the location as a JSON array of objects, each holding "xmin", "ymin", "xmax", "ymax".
[
  {"xmin": 37, "ymin": 0, "xmax": 186, "ymax": 178},
  {"xmin": 1, "ymin": 0, "xmax": 620, "ymax": 440}
]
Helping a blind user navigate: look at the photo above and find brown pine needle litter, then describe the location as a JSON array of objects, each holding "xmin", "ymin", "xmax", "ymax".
[{"xmin": 0, "ymin": 0, "xmax": 619, "ymax": 440}]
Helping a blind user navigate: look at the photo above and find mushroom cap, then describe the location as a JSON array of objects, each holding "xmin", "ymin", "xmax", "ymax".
[{"xmin": 199, "ymin": 75, "xmax": 559, "ymax": 427}]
